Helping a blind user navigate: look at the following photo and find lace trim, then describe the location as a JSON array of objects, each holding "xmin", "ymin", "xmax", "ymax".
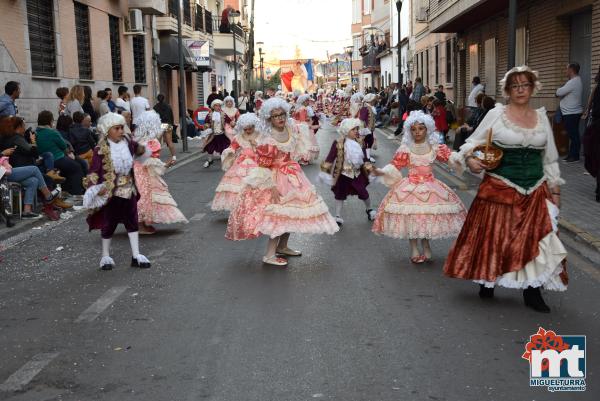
[
  {"xmin": 383, "ymin": 202, "xmax": 465, "ymax": 215},
  {"xmin": 486, "ymin": 172, "xmax": 547, "ymax": 195}
]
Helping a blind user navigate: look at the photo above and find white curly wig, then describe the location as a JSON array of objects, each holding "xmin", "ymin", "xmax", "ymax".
[
  {"xmin": 223, "ymin": 96, "xmax": 235, "ymax": 106},
  {"xmin": 234, "ymin": 112, "xmax": 260, "ymax": 134},
  {"xmin": 296, "ymin": 94, "xmax": 311, "ymax": 106},
  {"xmin": 210, "ymin": 99, "xmax": 223, "ymax": 109},
  {"xmin": 338, "ymin": 118, "xmax": 363, "ymax": 136},
  {"xmin": 133, "ymin": 110, "xmax": 163, "ymax": 142},
  {"xmin": 363, "ymin": 93, "xmax": 377, "ymax": 104},
  {"xmin": 350, "ymin": 92, "xmax": 364, "ymax": 104},
  {"xmin": 259, "ymin": 97, "xmax": 291, "ymax": 127},
  {"xmin": 317, "ymin": 88, "xmax": 324, "ymax": 95},
  {"xmin": 97, "ymin": 112, "xmax": 126, "ymax": 135},
  {"xmin": 275, "ymin": 90, "xmax": 284, "ymax": 98},
  {"xmin": 400, "ymin": 110, "xmax": 439, "ymax": 146},
  {"xmin": 499, "ymin": 65, "xmax": 542, "ymax": 98},
  {"xmin": 255, "ymin": 90, "xmax": 263, "ymax": 99}
]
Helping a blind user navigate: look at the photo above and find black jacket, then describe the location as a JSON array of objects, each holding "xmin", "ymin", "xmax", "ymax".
[
  {"xmin": 68, "ymin": 123, "xmax": 97, "ymax": 155},
  {"xmin": 0, "ymin": 134, "xmax": 38, "ymax": 167},
  {"xmin": 153, "ymin": 102, "xmax": 174, "ymax": 125}
]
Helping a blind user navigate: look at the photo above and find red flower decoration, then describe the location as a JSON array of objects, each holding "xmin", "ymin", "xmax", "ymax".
[{"xmin": 522, "ymin": 327, "xmax": 570, "ymax": 372}]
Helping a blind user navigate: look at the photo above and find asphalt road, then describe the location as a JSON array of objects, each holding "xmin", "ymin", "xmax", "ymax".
[{"xmin": 0, "ymin": 125, "xmax": 598, "ymax": 401}]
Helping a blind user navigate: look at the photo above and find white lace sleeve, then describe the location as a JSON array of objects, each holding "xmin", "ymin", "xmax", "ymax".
[
  {"xmin": 539, "ymin": 109, "xmax": 565, "ymax": 187},
  {"xmin": 449, "ymin": 104, "xmax": 504, "ymax": 175}
]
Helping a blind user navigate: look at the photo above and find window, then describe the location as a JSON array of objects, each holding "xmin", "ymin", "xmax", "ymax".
[
  {"xmin": 133, "ymin": 35, "xmax": 146, "ymax": 83},
  {"xmin": 74, "ymin": 2, "xmax": 92, "ymax": 80},
  {"xmin": 445, "ymin": 38, "xmax": 453, "ymax": 83},
  {"xmin": 516, "ymin": 27, "xmax": 528, "ymax": 66},
  {"xmin": 415, "ymin": 52, "xmax": 419, "ymax": 79},
  {"xmin": 353, "ymin": 36, "xmax": 361, "ymax": 60},
  {"xmin": 484, "ymin": 38, "xmax": 496, "ymax": 95},
  {"xmin": 425, "ymin": 49, "xmax": 429, "ymax": 85},
  {"xmin": 352, "ymin": 0, "xmax": 361, "ymax": 23},
  {"xmin": 183, "ymin": 0, "xmax": 191, "ymax": 26},
  {"xmin": 109, "ymin": 15, "xmax": 122, "ymax": 82},
  {"xmin": 364, "ymin": 0, "xmax": 372, "ymax": 15},
  {"xmin": 469, "ymin": 44, "xmax": 479, "ymax": 79},
  {"xmin": 26, "ymin": 0, "xmax": 57, "ymax": 77},
  {"xmin": 434, "ymin": 45, "xmax": 439, "ymax": 84}
]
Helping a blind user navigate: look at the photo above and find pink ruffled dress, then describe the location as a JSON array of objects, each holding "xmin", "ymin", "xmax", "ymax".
[
  {"xmin": 226, "ymin": 126, "xmax": 339, "ymax": 240},
  {"xmin": 372, "ymin": 144, "xmax": 466, "ymax": 239},
  {"xmin": 134, "ymin": 138, "xmax": 188, "ymax": 225},
  {"xmin": 211, "ymin": 134, "xmax": 258, "ymax": 211},
  {"xmin": 292, "ymin": 107, "xmax": 320, "ymax": 163}
]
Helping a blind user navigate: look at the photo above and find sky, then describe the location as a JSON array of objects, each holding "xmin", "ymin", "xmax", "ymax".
[{"xmin": 253, "ymin": 0, "xmax": 352, "ymax": 67}]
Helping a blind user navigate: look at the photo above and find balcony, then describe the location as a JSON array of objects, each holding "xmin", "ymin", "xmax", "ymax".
[
  {"xmin": 360, "ymin": 47, "xmax": 380, "ymax": 73},
  {"xmin": 155, "ymin": 0, "xmax": 194, "ymax": 37},
  {"xmin": 128, "ymin": 0, "xmax": 166, "ymax": 15},
  {"xmin": 429, "ymin": 0, "xmax": 507, "ymax": 33},
  {"xmin": 210, "ymin": 16, "xmax": 246, "ymax": 57}
]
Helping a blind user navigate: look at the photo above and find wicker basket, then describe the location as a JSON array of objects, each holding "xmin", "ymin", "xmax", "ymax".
[{"xmin": 472, "ymin": 128, "xmax": 503, "ymax": 170}]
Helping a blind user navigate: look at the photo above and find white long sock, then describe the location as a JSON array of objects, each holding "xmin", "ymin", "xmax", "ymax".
[
  {"xmin": 366, "ymin": 149, "xmax": 371, "ymax": 159},
  {"xmin": 128, "ymin": 231, "xmax": 140, "ymax": 258},
  {"xmin": 102, "ymin": 238, "xmax": 111, "ymax": 257},
  {"xmin": 335, "ymin": 200, "xmax": 344, "ymax": 217},
  {"xmin": 362, "ymin": 198, "xmax": 372, "ymax": 209}
]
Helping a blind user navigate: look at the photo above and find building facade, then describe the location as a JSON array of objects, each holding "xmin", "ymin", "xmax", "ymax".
[{"xmin": 0, "ymin": 0, "xmax": 247, "ymax": 126}]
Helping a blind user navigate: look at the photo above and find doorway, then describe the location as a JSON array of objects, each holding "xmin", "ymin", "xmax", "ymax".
[{"xmin": 570, "ymin": 11, "xmax": 592, "ymax": 107}]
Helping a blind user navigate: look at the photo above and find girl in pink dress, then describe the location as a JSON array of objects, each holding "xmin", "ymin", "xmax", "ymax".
[
  {"xmin": 211, "ymin": 113, "xmax": 260, "ymax": 211},
  {"xmin": 133, "ymin": 111, "xmax": 188, "ymax": 234},
  {"xmin": 372, "ymin": 111, "xmax": 466, "ymax": 263},
  {"xmin": 292, "ymin": 94, "xmax": 319, "ymax": 164},
  {"xmin": 222, "ymin": 96, "xmax": 240, "ymax": 140},
  {"xmin": 226, "ymin": 97, "xmax": 339, "ymax": 266}
]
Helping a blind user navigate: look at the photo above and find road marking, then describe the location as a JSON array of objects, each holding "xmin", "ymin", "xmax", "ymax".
[
  {"xmin": 190, "ymin": 213, "xmax": 206, "ymax": 221},
  {"xmin": 75, "ymin": 286, "xmax": 128, "ymax": 323},
  {"xmin": 0, "ymin": 352, "xmax": 60, "ymax": 392}
]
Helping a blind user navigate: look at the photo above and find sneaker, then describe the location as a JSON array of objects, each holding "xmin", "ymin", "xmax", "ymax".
[
  {"xmin": 42, "ymin": 204, "xmax": 60, "ymax": 221},
  {"xmin": 335, "ymin": 216, "xmax": 344, "ymax": 226},
  {"xmin": 46, "ymin": 170, "xmax": 66, "ymax": 183},
  {"xmin": 203, "ymin": 160, "xmax": 212, "ymax": 168},
  {"xmin": 369, "ymin": 157, "xmax": 376, "ymax": 163},
  {"xmin": 366, "ymin": 209, "xmax": 376, "ymax": 221},
  {"xmin": 21, "ymin": 212, "xmax": 42, "ymax": 219}
]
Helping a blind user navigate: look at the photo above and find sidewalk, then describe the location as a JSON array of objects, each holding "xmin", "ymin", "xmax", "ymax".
[
  {"xmin": 0, "ymin": 139, "xmax": 205, "ymax": 243},
  {"xmin": 380, "ymin": 125, "xmax": 600, "ymax": 261}
]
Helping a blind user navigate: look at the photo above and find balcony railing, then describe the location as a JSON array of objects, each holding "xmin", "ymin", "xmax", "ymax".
[
  {"xmin": 168, "ymin": 0, "xmax": 191, "ymax": 26},
  {"xmin": 362, "ymin": 48, "xmax": 380, "ymax": 69},
  {"xmin": 195, "ymin": 5, "xmax": 204, "ymax": 32},
  {"xmin": 212, "ymin": 16, "xmax": 244, "ymax": 38}
]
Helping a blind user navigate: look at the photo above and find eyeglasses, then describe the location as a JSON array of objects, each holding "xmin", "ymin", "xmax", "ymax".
[
  {"xmin": 509, "ymin": 83, "xmax": 533, "ymax": 91},
  {"xmin": 271, "ymin": 113, "xmax": 287, "ymax": 120}
]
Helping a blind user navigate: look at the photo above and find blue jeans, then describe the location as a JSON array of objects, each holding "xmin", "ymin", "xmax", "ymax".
[
  {"xmin": 563, "ymin": 113, "xmax": 582, "ymax": 159},
  {"xmin": 7, "ymin": 165, "xmax": 48, "ymax": 205},
  {"xmin": 40, "ymin": 152, "xmax": 54, "ymax": 172}
]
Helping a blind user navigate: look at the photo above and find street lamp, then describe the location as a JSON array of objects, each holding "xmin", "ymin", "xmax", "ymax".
[
  {"xmin": 177, "ymin": 0, "xmax": 188, "ymax": 152},
  {"xmin": 228, "ymin": 10, "xmax": 241, "ymax": 105},
  {"xmin": 257, "ymin": 41, "xmax": 265, "ymax": 92},
  {"xmin": 344, "ymin": 45, "xmax": 353, "ymax": 90},
  {"xmin": 396, "ymin": 0, "xmax": 404, "ymax": 85}
]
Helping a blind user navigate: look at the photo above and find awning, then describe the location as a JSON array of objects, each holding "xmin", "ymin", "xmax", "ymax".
[
  {"xmin": 430, "ymin": 0, "xmax": 508, "ymax": 33},
  {"xmin": 157, "ymin": 36, "xmax": 198, "ymax": 72}
]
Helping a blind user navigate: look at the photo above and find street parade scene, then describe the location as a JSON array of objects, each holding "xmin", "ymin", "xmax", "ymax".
[{"xmin": 0, "ymin": 0, "xmax": 598, "ymax": 400}]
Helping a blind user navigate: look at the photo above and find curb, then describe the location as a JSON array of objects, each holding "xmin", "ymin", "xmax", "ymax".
[{"xmin": 0, "ymin": 149, "xmax": 204, "ymax": 246}]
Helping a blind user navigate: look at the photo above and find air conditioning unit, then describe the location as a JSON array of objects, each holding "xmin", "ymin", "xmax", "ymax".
[
  {"xmin": 416, "ymin": 7, "xmax": 428, "ymax": 22},
  {"xmin": 124, "ymin": 9, "xmax": 144, "ymax": 34}
]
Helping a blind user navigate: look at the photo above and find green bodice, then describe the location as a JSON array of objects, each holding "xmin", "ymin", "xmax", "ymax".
[{"xmin": 489, "ymin": 144, "xmax": 544, "ymax": 190}]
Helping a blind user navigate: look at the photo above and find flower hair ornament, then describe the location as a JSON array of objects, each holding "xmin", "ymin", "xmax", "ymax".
[
  {"xmin": 400, "ymin": 110, "xmax": 439, "ymax": 147},
  {"xmin": 499, "ymin": 65, "xmax": 543, "ymax": 98}
]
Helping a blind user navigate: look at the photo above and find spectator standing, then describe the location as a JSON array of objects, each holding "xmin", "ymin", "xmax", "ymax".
[
  {"xmin": 434, "ymin": 85, "xmax": 447, "ymax": 103},
  {"xmin": 0, "ymin": 81, "xmax": 20, "ymax": 117},
  {"xmin": 65, "ymin": 85, "xmax": 85, "ymax": 117},
  {"xmin": 114, "ymin": 85, "xmax": 131, "ymax": 113},
  {"xmin": 105, "ymin": 87, "xmax": 116, "ymax": 112},
  {"xmin": 130, "ymin": 84, "xmax": 151, "ymax": 122},
  {"xmin": 82, "ymin": 86, "xmax": 98, "ymax": 125},
  {"xmin": 69, "ymin": 111, "xmax": 97, "ymax": 165},
  {"xmin": 35, "ymin": 111, "xmax": 85, "ymax": 197},
  {"xmin": 56, "ymin": 87, "xmax": 69, "ymax": 116},
  {"xmin": 97, "ymin": 90, "xmax": 110, "ymax": 117},
  {"xmin": 467, "ymin": 76, "xmax": 485, "ymax": 108},
  {"xmin": 583, "ymin": 65, "xmax": 600, "ymax": 201},
  {"xmin": 219, "ymin": 5, "xmax": 234, "ymax": 33},
  {"xmin": 409, "ymin": 77, "xmax": 425, "ymax": 102},
  {"xmin": 206, "ymin": 86, "xmax": 222, "ymax": 106},
  {"xmin": 238, "ymin": 91, "xmax": 249, "ymax": 114},
  {"xmin": 556, "ymin": 62, "xmax": 584, "ymax": 162},
  {"xmin": 406, "ymin": 80, "xmax": 413, "ymax": 99}
]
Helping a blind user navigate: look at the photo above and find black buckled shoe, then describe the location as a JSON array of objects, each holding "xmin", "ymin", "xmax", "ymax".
[
  {"xmin": 478, "ymin": 284, "xmax": 495, "ymax": 299},
  {"xmin": 131, "ymin": 255, "xmax": 151, "ymax": 269},
  {"xmin": 523, "ymin": 287, "xmax": 550, "ymax": 313}
]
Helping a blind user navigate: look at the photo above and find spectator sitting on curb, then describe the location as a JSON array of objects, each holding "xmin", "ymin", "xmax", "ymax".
[{"xmin": 69, "ymin": 111, "xmax": 97, "ymax": 166}]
